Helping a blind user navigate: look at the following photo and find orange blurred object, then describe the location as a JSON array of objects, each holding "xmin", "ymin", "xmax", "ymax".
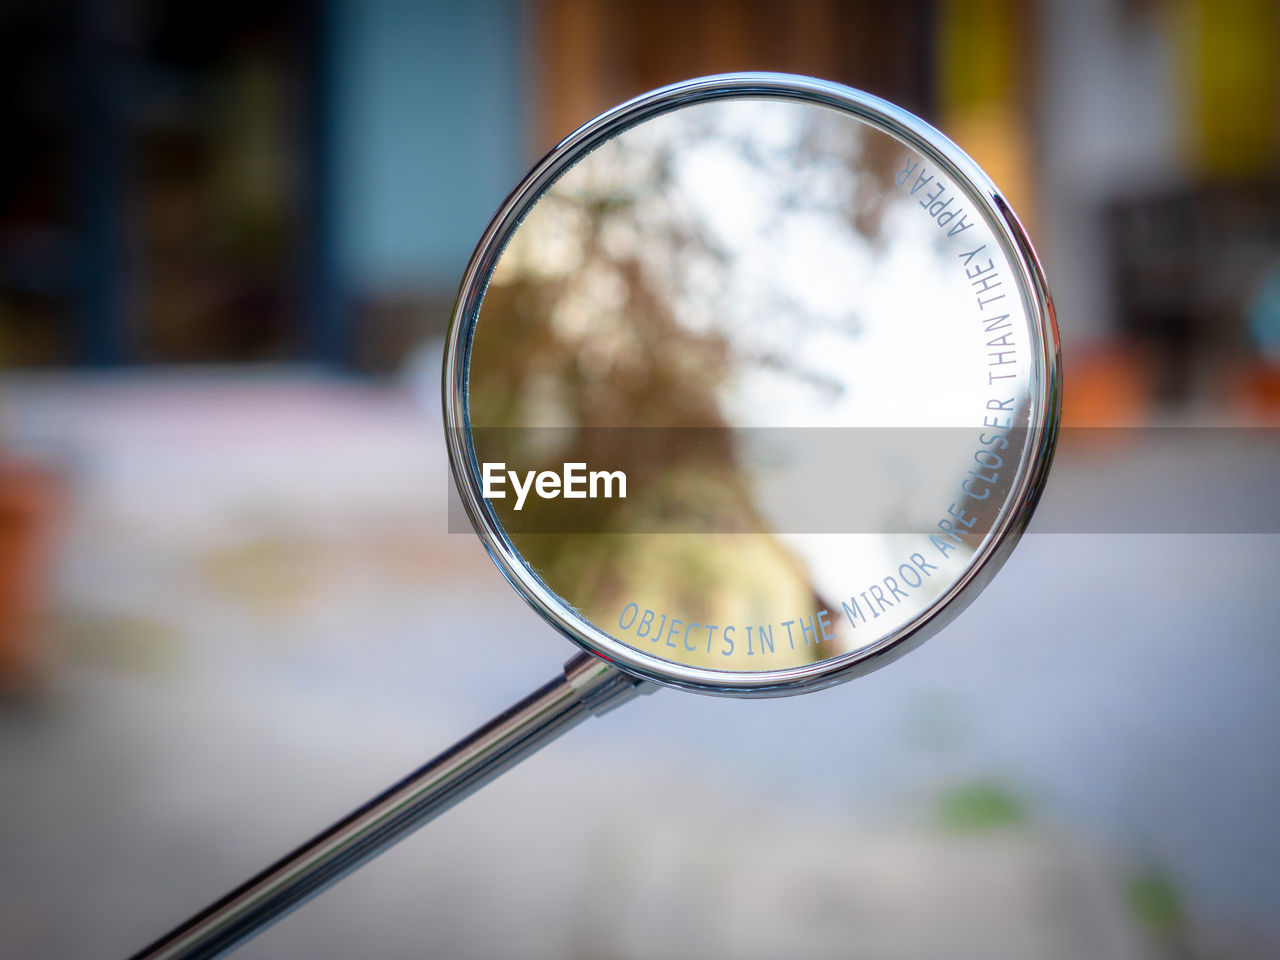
[
  {"xmin": 1230, "ymin": 359, "xmax": 1280, "ymax": 421},
  {"xmin": 1060, "ymin": 343, "xmax": 1152, "ymax": 429},
  {"xmin": 0, "ymin": 458, "xmax": 64, "ymax": 691}
]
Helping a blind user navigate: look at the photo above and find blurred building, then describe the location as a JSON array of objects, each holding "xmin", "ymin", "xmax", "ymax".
[{"xmin": 2, "ymin": 0, "xmax": 1277, "ymax": 411}]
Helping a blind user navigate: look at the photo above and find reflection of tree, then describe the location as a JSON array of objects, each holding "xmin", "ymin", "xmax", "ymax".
[{"xmin": 468, "ymin": 101, "xmax": 901, "ymax": 670}]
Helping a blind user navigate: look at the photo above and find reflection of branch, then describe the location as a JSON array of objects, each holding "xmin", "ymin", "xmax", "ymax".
[
  {"xmin": 742, "ymin": 348, "xmax": 848, "ymax": 402},
  {"xmin": 468, "ymin": 100, "xmax": 908, "ymax": 668}
]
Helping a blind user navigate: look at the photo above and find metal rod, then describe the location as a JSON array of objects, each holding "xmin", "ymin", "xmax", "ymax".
[{"xmin": 129, "ymin": 653, "xmax": 648, "ymax": 960}]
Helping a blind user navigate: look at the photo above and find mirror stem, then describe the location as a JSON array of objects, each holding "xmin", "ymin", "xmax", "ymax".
[{"xmin": 128, "ymin": 654, "xmax": 650, "ymax": 960}]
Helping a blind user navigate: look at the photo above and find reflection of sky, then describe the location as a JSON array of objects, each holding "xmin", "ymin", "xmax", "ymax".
[
  {"xmin": 608, "ymin": 100, "xmax": 1032, "ymax": 430},
  {"xmin": 621, "ymin": 102, "xmax": 1035, "ymax": 625}
]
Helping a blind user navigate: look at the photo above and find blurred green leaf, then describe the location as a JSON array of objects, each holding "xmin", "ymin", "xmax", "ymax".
[
  {"xmin": 938, "ymin": 781, "xmax": 1027, "ymax": 832},
  {"xmin": 1127, "ymin": 869, "xmax": 1184, "ymax": 934}
]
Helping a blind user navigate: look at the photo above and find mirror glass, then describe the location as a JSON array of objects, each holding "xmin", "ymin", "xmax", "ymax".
[{"xmin": 455, "ymin": 91, "xmax": 1052, "ymax": 691}]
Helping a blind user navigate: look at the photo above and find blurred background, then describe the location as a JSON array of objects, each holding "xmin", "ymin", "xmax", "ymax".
[{"xmin": 1, "ymin": 1, "xmax": 1277, "ymax": 958}]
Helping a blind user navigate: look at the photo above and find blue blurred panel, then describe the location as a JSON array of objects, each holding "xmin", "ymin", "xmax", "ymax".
[{"xmin": 330, "ymin": 0, "xmax": 527, "ymax": 294}]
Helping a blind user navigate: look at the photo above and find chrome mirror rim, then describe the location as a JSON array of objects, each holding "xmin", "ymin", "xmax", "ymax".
[{"xmin": 443, "ymin": 71, "xmax": 1061, "ymax": 697}]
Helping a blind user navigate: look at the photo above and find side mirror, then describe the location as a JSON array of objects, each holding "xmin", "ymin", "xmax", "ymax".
[{"xmin": 132, "ymin": 73, "xmax": 1059, "ymax": 960}]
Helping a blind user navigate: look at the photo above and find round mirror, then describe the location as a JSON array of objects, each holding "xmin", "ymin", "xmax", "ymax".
[{"xmin": 444, "ymin": 73, "xmax": 1059, "ymax": 696}]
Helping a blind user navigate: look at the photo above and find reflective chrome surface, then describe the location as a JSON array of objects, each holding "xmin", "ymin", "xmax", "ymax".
[{"xmin": 446, "ymin": 73, "xmax": 1060, "ymax": 695}]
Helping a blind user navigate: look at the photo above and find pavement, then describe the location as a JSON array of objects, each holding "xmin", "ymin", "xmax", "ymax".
[{"xmin": 0, "ymin": 366, "xmax": 1277, "ymax": 959}]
